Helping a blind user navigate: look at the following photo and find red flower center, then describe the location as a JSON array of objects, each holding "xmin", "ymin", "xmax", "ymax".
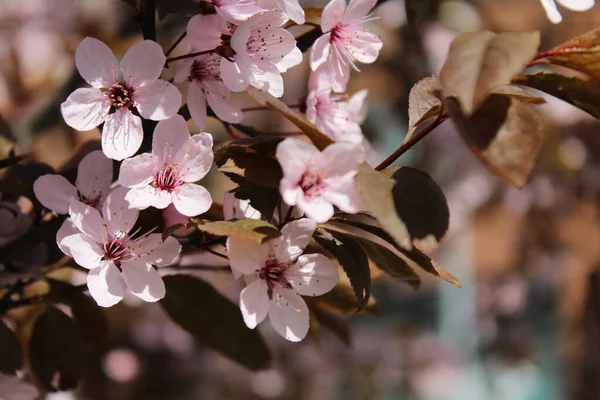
[
  {"xmin": 153, "ymin": 165, "xmax": 180, "ymax": 193},
  {"xmin": 259, "ymin": 259, "xmax": 291, "ymax": 290},
  {"xmin": 108, "ymin": 82, "xmax": 134, "ymax": 109},
  {"xmin": 299, "ymin": 170, "xmax": 324, "ymax": 198}
]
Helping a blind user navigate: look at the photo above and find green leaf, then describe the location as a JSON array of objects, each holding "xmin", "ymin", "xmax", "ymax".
[
  {"xmin": 190, "ymin": 219, "xmax": 281, "ymax": 243},
  {"xmin": 314, "ymin": 229, "xmax": 371, "ymax": 309},
  {"xmin": 514, "ymin": 72, "xmax": 600, "ymax": 120},
  {"xmin": 246, "ymin": 87, "xmax": 334, "ymax": 150},
  {"xmin": 0, "ymin": 319, "xmax": 22, "ymax": 374},
  {"xmin": 533, "ymin": 28, "xmax": 600, "ymax": 79},
  {"xmin": 440, "ymin": 31, "xmax": 540, "ymax": 115},
  {"xmin": 443, "ymin": 94, "xmax": 543, "ymax": 188},
  {"xmin": 28, "ymin": 306, "xmax": 88, "ymax": 391},
  {"xmin": 160, "ymin": 275, "xmax": 271, "ymax": 370}
]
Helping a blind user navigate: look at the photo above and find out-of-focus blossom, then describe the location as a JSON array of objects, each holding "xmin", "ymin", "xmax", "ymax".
[
  {"xmin": 221, "ymin": 11, "xmax": 301, "ymax": 97},
  {"xmin": 61, "ymin": 187, "xmax": 181, "ymax": 307},
  {"xmin": 227, "ymin": 219, "xmax": 338, "ymax": 341},
  {"xmin": 119, "ymin": 115, "xmax": 213, "ymax": 217},
  {"xmin": 60, "ymin": 38, "xmax": 182, "ymax": 160},
  {"xmin": 540, "ymin": 0, "xmax": 594, "ymax": 23},
  {"xmin": 34, "ymin": 150, "xmax": 112, "ymax": 214},
  {"xmin": 310, "ymin": 0, "xmax": 382, "ymax": 92},
  {"xmin": 0, "ymin": 373, "xmax": 37, "ymax": 400},
  {"xmin": 174, "ymin": 52, "xmax": 242, "ymax": 130},
  {"xmin": 306, "ymin": 65, "xmax": 368, "ymax": 144},
  {"xmin": 276, "ymin": 138, "xmax": 364, "ymax": 223},
  {"xmin": 0, "ymin": 195, "xmax": 32, "ymax": 248}
]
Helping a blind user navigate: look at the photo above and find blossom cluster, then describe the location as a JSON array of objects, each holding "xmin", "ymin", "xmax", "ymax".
[{"xmin": 33, "ymin": 0, "xmax": 382, "ymax": 342}]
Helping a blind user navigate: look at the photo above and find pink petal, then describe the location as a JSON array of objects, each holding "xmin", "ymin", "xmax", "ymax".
[
  {"xmin": 152, "ymin": 114, "xmax": 190, "ymax": 159},
  {"xmin": 557, "ymin": 0, "xmax": 595, "ymax": 11},
  {"xmin": 329, "ymin": 48, "xmax": 351, "ymax": 92},
  {"xmin": 276, "ymin": 0, "xmax": 305, "ymax": 24},
  {"xmin": 348, "ymin": 88, "xmax": 369, "ymax": 123},
  {"xmin": 135, "ymin": 234, "xmax": 181, "ymax": 266},
  {"xmin": 120, "ymin": 40, "xmax": 166, "ymax": 87},
  {"xmin": 343, "ymin": 0, "xmax": 376, "ymax": 23},
  {"xmin": 69, "ymin": 200, "xmax": 106, "ymax": 243},
  {"xmin": 120, "ymin": 260, "xmax": 166, "ymax": 302},
  {"xmin": 87, "ymin": 262, "xmax": 126, "ymax": 307},
  {"xmin": 217, "ymin": 0, "xmax": 265, "ymax": 23},
  {"xmin": 174, "ymin": 133, "xmax": 214, "ymax": 182},
  {"xmin": 173, "ymin": 58, "xmax": 194, "ymax": 83},
  {"xmin": 278, "ymin": 218, "xmax": 316, "ymax": 261},
  {"xmin": 321, "ymin": 0, "xmax": 346, "ymax": 32},
  {"xmin": 33, "ymin": 174, "xmax": 77, "ymax": 214},
  {"xmin": 249, "ymin": 61, "xmax": 284, "ymax": 97},
  {"xmin": 309, "ymin": 34, "xmax": 332, "ymax": 71},
  {"xmin": 296, "ymin": 195, "xmax": 335, "ymax": 223},
  {"xmin": 220, "ymin": 59, "xmax": 249, "ymax": 93},
  {"xmin": 119, "ymin": 153, "xmax": 155, "ymax": 188},
  {"xmin": 187, "ymin": 81, "xmax": 208, "ymax": 130},
  {"xmin": 268, "ymin": 287, "xmax": 309, "ymax": 342},
  {"xmin": 203, "ymin": 80, "xmax": 242, "ymax": 123},
  {"xmin": 134, "ymin": 79, "xmax": 182, "ymax": 121},
  {"xmin": 171, "ymin": 183, "xmax": 212, "ymax": 217},
  {"xmin": 317, "ymin": 142, "xmax": 364, "ymax": 177},
  {"xmin": 102, "ymin": 109, "xmax": 143, "ymax": 161},
  {"xmin": 187, "ymin": 14, "xmax": 230, "ymax": 51},
  {"xmin": 257, "ymin": 28, "xmax": 297, "ymax": 62},
  {"xmin": 279, "ymin": 180, "xmax": 303, "ymax": 207},
  {"xmin": 226, "ymin": 237, "xmax": 270, "ymax": 275},
  {"xmin": 230, "ymin": 19, "xmax": 252, "ymax": 54},
  {"xmin": 288, "ymin": 253, "xmax": 339, "ymax": 296},
  {"xmin": 75, "ymin": 37, "xmax": 118, "ymax": 88},
  {"xmin": 56, "ymin": 218, "xmax": 78, "ymax": 257},
  {"xmin": 76, "ymin": 150, "xmax": 113, "ymax": 201},
  {"xmin": 322, "ymin": 179, "xmax": 363, "ymax": 213},
  {"xmin": 103, "ymin": 186, "xmax": 139, "ymax": 236},
  {"xmin": 240, "ymin": 279, "xmax": 270, "ymax": 329},
  {"xmin": 276, "ymin": 46, "xmax": 303, "ymax": 73},
  {"xmin": 275, "ymin": 138, "xmax": 318, "ymax": 183},
  {"xmin": 62, "ymin": 233, "xmax": 104, "ymax": 269},
  {"xmin": 125, "ymin": 185, "xmax": 173, "ymax": 210},
  {"xmin": 223, "ymin": 192, "xmax": 262, "ymax": 220},
  {"xmin": 61, "ymin": 87, "xmax": 110, "ymax": 131},
  {"xmin": 347, "ymin": 30, "xmax": 382, "ymax": 64},
  {"xmin": 540, "ymin": 0, "xmax": 563, "ymax": 23}
]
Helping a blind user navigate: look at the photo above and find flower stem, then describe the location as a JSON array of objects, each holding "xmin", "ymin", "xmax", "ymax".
[
  {"xmin": 165, "ymin": 50, "xmax": 215, "ymax": 65},
  {"xmin": 141, "ymin": 0, "xmax": 156, "ymax": 41},
  {"xmin": 165, "ymin": 31, "xmax": 187, "ymax": 58},
  {"xmin": 375, "ymin": 110, "xmax": 447, "ymax": 171}
]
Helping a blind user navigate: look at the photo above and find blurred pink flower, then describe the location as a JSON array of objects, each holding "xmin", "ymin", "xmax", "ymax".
[
  {"xmin": 310, "ymin": 0, "xmax": 382, "ymax": 92},
  {"xmin": 221, "ymin": 11, "xmax": 301, "ymax": 97},
  {"xmin": 540, "ymin": 0, "xmax": 594, "ymax": 23},
  {"xmin": 306, "ymin": 65, "xmax": 368, "ymax": 143},
  {"xmin": 60, "ymin": 38, "xmax": 182, "ymax": 160},
  {"xmin": 200, "ymin": 0, "xmax": 265, "ymax": 23},
  {"xmin": 119, "ymin": 115, "xmax": 214, "ymax": 217},
  {"xmin": 276, "ymin": 138, "xmax": 364, "ymax": 223},
  {"xmin": 61, "ymin": 187, "xmax": 181, "ymax": 307},
  {"xmin": 227, "ymin": 219, "xmax": 338, "ymax": 341},
  {"xmin": 0, "ymin": 195, "xmax": 32, "ymax": 248},
  {"xmin": 174, "ymin": 52, "xmax": 242, "ymax": 130}
]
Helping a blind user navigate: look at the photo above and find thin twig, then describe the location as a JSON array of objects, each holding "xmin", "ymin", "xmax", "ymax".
[
  {"xmin": 375, "ymin": 110, "xmax": 447, "ymax": 171},
  {"xmin": 162, "ymin": 265, "xmax": 231, "ymax": 272},
  {"xmin": 241, "ymin": 105, "xmax": 302, "ymax": 112},
  {"xmin": 165, "ymin": 31, "xmax": 187, "ymax": 57},
  {"xmin": 205, "ymin": 247, "xmax": 229, "ymax": 260},
  {"xmin": 166, "ymin": 50, "xmax": 215, "ymax": 64}
]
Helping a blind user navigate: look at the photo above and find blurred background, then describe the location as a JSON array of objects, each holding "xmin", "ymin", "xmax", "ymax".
[{"xmin": 2, "ymin": 0, "xmax": 600, "ymax": 399}]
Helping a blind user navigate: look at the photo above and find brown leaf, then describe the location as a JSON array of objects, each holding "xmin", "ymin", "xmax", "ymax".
[
  {"xmin": 315, "ymin": 283, "xmax": 380, "ymax": 315},
  {"xmin": 440, "ymin": 31, "xmax": 540, "ymax": 115},
  {"xmin": 534, "ymin": 27, "xmax": 600, "ymax": 79},
  {"xmin": 407, "ymin": 76, "xmax": 443, "ymax": 141},
  {"xmin": 190, "ymin": 219, "xmax": 281, "ymax": 243},
  {"xmin": 514, "ymin": 72, "xmax": 600, "ymax": 119},
  {"xmin": 444, "ymin": 94, "xmax": 543, "ymax": 188},
  {"xmin": 246, "ymin": 87, "xmax": 334, "ymax": 150},
  {"xmin": 303, "ymin": 6, "xmax": 323, "ymax": 22},
  {"xmin": 306, "ymin": 299, "xmax": 352, "ymax": 346}
]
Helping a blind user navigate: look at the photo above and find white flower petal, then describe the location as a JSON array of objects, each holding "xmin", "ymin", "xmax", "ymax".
[
  {"xmin": 62, "ymin": 233, "xmax": 104, "ymax": 269},
  {"xmin": 278, "ymin": 219, "xmax": 316, "ymax": 261},
  {"xmin": 121, "ymin": 260, "xmax": 166, "ymax": 302},
  {"xmin": 119, "ymin": 153, "xmax": 155, "ymax": 188},
  {"xmin": 172, "ymin": 183, "xmax": 212, "ymax": 217},
  {"xmin": 540, "ymin": 0, "xmax": 563, "ymax": 23},
  {"xmin": 296, "ymin": 195, "xmax": 335, "ymax": 223},
  {"xmin": 239, "ymin": 279, "xmax": 270, "ymax": 329},
  {"xmin": 75, "ymin": 37, "xmax": 118, "ymax": 88},
  {"xmin": 120, "ymin": 40, "xmax": 166, "ymax": 87},
  {"xmin": 321, "ymin": 0, "xmax": 346, "ymax": 32},
  {"xmin": 125, "ymin": 185, "xmax": 173, "ymax": 210},
  {"xmin": 288, "ymin": 253, "xmax": 339, "ymax": 296},
  {"xmin": 204, "ymin": 81, "xmax": 243, "ymax": 123},
  {"xmin": 268, "ymin": 287, "xmax": 309, "ymax": 342},
  {"xmin": 103, "ymin": 186, "xmax": 139, "ymax": 236},
  {"xmin": 309, "ymin": 34, "xmax": 331, "ymax": 71},
  {"xmin": 135, "ymin": 234, "xmax": 181, "ymax": 266},
  {"xmin": 102, "ymin": 109, "xmax": 143, "ymax": 161},
  {"xmin": 220, "ymin": 59, "xmax": 249, "ymax": 93},
  {"xmin": 61, "ymin": 88, "xmax": 110, "ymax": 131},
  {"xmin": 276, "ymin": 46, "xmax": 302, "ymax": 73},
  {"xmin": 152, "ymin": 114, "xmax": 190, "ymax": 159},
  {"xmin": 33, "ymin": 174, "xmax": 77, "ymax": 214},
  {"xmin": 87, "ymin": 262, "xmax": 126, "ymax": 307},
  {"xmin": 275, "ymin": 138, "xmax": 318, "ymax": 183},
  {"xmin": 76, "ymin": 150, "xmax": 113, "ymax": 201},
  {"xmin": 174, "ymin": 132, "xmax": 214, "ymax": 182},
  {"xmin": 557, "ymin": 0, "xmax": 595, "ymax": 11},
  {"xmin": 226, "ymin": 237, "xmax": 270, "ymax": 275},
  {"xmin": 134, "ymin": 79, "xmax": 182, "ymax": 121},
  {"xmin": 317, "ymin": 142, "xmax": 364, "ymax": 177},
  {"xmin": 69, "ymin": 200, "xmax": 106, "ymax": 243},
  {"xmin": 56, "ymin": 218, "xmax": 78, "ymax": 257},
  {"xmin": 276, "ymin": 0, "xmax": 305, "ymax": 24},
  {"xmin": 343, "ymin": 0, "xmax": 377, "ymax": 23},
  {"xmin": 188, "ymin": 81, "xmax": 208, "ymax": 130}
]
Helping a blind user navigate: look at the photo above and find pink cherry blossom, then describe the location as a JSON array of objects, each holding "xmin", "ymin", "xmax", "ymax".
[
  {"xmin": 310, "ymin": 0, "xmax": 383, "ymax": 92},
  {"xmin": 118, "ymin": 115, "xmax": 214, "ymax": 217},
  {"xmin": 60, "ymin": 38, "xmax": 182, "ymax": 160},
  {"xmin": 276, "ymin": 138, "xmax": 364, "ymax": 223},
  {"xmin": 223, "ymin": 191, "xmax": 262, "ymax": 220},
  {"xmin": 197, "ymin": 0, "xmax": 266, "ymax": 23},
  {"xmin": 162, "ymin": 205, "xmax": 195, "ymax": 237},
  {"xmin": 227, "ymin": 218, "xmax": 338, "ymax": 341},
  {"xmin": 306, "ymin": 65, "xmax": 368, "ymax": 143},
  {"xmin": 221, "ymin": 10, "xmax": 302, "ymax": 97},
  {"xmin": 186, "ymin": 13, "xmax": 233, "ymax": 52},
  {"xmin": 174, "ymin": 52, "xmax": 242, "ymax": 130},
  {"xmin": 61, "ymin": 187, "xmax": 181, "ymax": 307},
  {"xmin": 260, "ymin": 0, "xmax": 305, "ymax": 24},
  {"xmin": 540, "ymin": 0, "xmax": 594, "ymax": 23}
]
